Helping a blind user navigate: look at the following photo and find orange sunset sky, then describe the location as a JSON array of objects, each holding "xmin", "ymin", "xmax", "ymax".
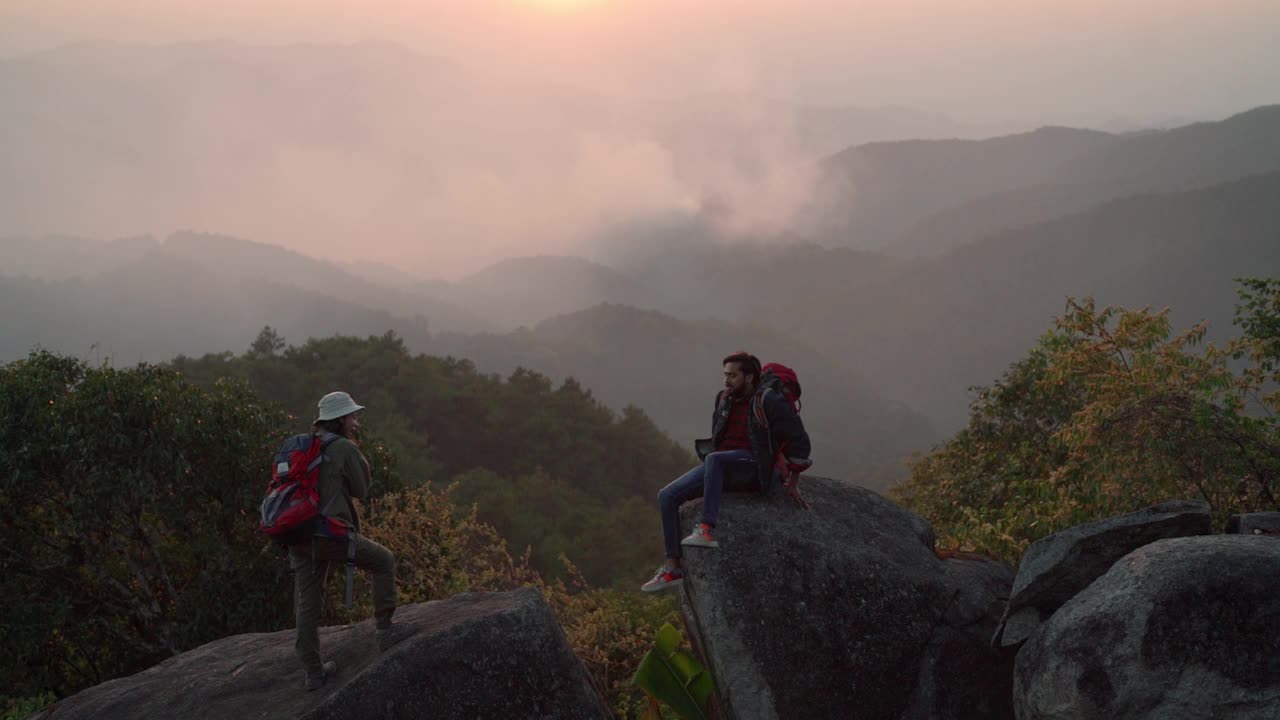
[{"xmin": 4, "ymin": 0, "xmax": 1276, "ymax": 123}]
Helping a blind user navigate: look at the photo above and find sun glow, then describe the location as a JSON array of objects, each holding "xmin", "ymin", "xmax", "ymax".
[{"xmin": 515, "ymin": 0, "xmax": 606, "ymax": 13}]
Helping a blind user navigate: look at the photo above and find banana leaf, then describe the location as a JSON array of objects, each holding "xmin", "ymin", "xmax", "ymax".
[{"xmin": 632, "ymin": 623, "xmax": 716, "ymax": 720}]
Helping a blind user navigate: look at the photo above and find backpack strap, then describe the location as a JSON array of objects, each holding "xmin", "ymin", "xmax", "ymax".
[
  {"xmin": 313, "ymin": 431, "xmax": 344, "ymax": 464},
  {"xmin": 752, "ymin": 387, "xmax": 773, "ymax": 430},
  {"xmin": 315, "ymin": 431, "xmax": 343, "ymax": 449}
]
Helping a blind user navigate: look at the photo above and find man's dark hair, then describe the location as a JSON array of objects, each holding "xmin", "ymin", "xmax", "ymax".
[{"xmin": 723, "ymin": 351, "xmax": 762, "ymax": 386}]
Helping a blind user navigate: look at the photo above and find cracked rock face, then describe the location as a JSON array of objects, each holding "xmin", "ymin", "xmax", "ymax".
[
  {"xmin": 677, "ymin": 476, "xmax": 1014, "ymax": 720},
  {"xmin": 33, "ymin": 587, "xmax": 611, "ymax": 720},
  {"xmin": 1014, "ymin": 535, "xmax": 1280, "ymax": 720}
]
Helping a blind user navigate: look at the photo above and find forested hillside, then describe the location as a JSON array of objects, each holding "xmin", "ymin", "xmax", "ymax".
[
  {"xmin": 2, "ymin": 233, "xmax": 936, "ymax": 490},
  {"xmin": 1, "ymin": 341, "xmax": 690, "ymax": 715},
  {"xmin": 429, "ymin": 303, "xmax": 936, "ymax": 490},
  {"xmin": 172, "ymin": 331, "xmax": 694, "ymax": 585}
]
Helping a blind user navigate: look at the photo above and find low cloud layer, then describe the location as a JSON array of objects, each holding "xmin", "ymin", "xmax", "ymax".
[
  {"xmin": 4, "ymin": 0, "xmax": 1277, "ymax": 276},
  {"xmin": 1, "ymin": 41, "xmax": 873, "ymax": 277}
]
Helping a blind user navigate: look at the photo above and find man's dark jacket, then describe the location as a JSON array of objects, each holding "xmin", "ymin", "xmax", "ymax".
[{"xmin": 701, "ymin": 386, "xmax": 812, "ymax": 494}]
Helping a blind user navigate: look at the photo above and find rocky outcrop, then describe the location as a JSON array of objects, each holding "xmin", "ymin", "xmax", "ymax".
[
  {"xmin": 993, "ymin": 500, "xmax": 1211, "ymax": 649},
  {"xmin": 1013, "ymin": 536, "xmax": 1280, "ymax": 720},
  {"xmin": 34, "ymin": 587, "xmax": 610, "ymax": 720},
  {"xmin": 1226, "ymin": 511, "xmax": 1280, "ymax": 536},
  {"xmin": 677, "ymin": 475, "xmax": 1014, "ymax": 720}
]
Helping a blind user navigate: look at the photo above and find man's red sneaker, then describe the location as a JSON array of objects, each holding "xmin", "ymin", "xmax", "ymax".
[
  {"xmin": 681, "ymin": 523, "xmax": 720, "ymax": 548},
  {"xmin": 640, "ymin": 566, "xmax": 684, "ymax": 592}
]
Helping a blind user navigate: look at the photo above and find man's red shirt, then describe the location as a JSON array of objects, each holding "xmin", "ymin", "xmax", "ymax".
[{"xmin": 716, "ymin": 394, "xmax": 752, "ymax": 452}]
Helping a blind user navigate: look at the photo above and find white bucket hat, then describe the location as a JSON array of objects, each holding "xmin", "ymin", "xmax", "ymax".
[{"xmin": 316, "ymin": 391, "xmax": 365, "ymax": 422}]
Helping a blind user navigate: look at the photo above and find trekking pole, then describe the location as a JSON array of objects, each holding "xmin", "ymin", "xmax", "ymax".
[{"xmin": 345, "ymin": 534, "xmax": 357, "ymax": 609}]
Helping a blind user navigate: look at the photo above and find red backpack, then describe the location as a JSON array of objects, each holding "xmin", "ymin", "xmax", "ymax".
[
  {"xmin": 753, "ymin": 363, "xmax": 812, "ymax": 476},
  {"xmin": 758, "ymin": 363, "xmax": 802, "ymax": 415},
  {"xmin": 260, "ymin": 432, "xmax": 346, "ymax": 544}
]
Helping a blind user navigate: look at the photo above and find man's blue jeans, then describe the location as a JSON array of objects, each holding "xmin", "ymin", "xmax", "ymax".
[{"xmin": 657, "ymin": 449, "xmax": 756, "ymax": 559}]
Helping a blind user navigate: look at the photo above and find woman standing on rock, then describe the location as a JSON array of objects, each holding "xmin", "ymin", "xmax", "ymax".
[{"xmin": 290, "ymin": 391, "xmax": 417, "ymax": 691}]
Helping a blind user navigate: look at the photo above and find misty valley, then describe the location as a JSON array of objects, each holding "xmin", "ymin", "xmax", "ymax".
[{"xmin": 3, "ymin": 36, "xmax": 1280, "ymax": 720}]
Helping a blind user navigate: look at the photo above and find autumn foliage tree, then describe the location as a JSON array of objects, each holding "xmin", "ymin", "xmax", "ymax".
[{"xmin": 896, "ymin": 279, "xmax": 1280, "ymax": 562}]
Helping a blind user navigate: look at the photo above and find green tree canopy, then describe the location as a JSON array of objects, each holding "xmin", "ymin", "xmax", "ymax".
[
  {"xmin": 172, "ymin": 332, "xmax": 694, "ymax": 585},
  {"xmin": 0, "ymin": 349, "xmax": 682, "ymax": 716},
  {"xmin": 0, "ymin": 352, "xmax": 290, "ymax": 695}
]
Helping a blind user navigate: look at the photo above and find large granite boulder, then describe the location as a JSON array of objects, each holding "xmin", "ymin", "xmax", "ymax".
[
  {"xmin": 677, "ymin": 475, "xmax": 1014, "ymax": 720},
  {"xmin": 993, "ymin": 500, "xmax": 1211, "ymax": 649},
  {"xmin": 1226, "ymin": 512, "xmax": 1280, "ymax": 536},
  {"xmin": 1014, "ymin": 535, "xmax": 1280, "ymax": 720},
  {"xmin": 34, "ymin": 587, "xmax": 611, "ymax": 720}
]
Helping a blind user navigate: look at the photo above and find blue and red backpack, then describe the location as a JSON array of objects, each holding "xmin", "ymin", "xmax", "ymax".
[{"xmin": 260, "ymin": 432, "xmax": 350, "ymax": 545}]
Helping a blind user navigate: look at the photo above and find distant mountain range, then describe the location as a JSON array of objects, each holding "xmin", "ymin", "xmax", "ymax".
[
  {"xmin": 1, "ymin": 232, "xmax": 485, "ymax": 334},
  {"xmin": 0, "ymin": 243, "xmax": 436, "ymax": 364},
  {"xmin": 7, "ymin": 165, "xmax": 1277, "ymax": 481},
  {"xmin": 781, "ymin": 171, "xmax": 1280, "ymax": 425},
  {"xmin": 448, "ymin": 256, "xmax": 650, "ymax": 330},
  {"xmin": 426, "ymin": 303, "xmax": 936, "ymax": 490},
  {"xmin": 431, "ymin": 168, "xmax": 1280, "ymax": 429},
  {"xmin": 3, "ymin": 40, "xmax": 1278, "ymax": 487},
  {"xmin": 0, "ymin": 232, "xmax": 938, "ymax": 489},
  {"xmin": 807, "ymin": 105, "xmax": 1280, "ymax": 256}
]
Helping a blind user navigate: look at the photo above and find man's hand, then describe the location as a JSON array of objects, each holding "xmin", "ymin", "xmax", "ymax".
[{"xmin": 783, "ymin": 470, "xmax": 810, "ymax": 510}]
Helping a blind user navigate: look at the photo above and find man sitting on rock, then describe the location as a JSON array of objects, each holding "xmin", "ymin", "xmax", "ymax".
[{"xmin": 641, "ymin": 352, "xmax": 812, "ymax": 592}]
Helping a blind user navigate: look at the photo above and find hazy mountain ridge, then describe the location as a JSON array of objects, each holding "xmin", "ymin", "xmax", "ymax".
[
  {"xmin": 0, "ymin": 234, "xmax": 161, "ymax": 280},
  {"xmin": 449, "ymin": 255, "xmax": 653, "ymax": 330},
  {"xmin": 159, "ymin": 231, "xmax": 486, "ymax": 332},
  {"xmin": 0, "ymin": 252, "xmax": 434, "ymax": 364},
  {"xmin": 590, "ymin": 218, "xmax": 910, "ymax": 325},
  {"xmin": 0, "ymin": 234, "xmax": 935, "ymax": 488},
  {"xmin": 429, "ymin": 302, "xmax": 937, "ymax": 489},
  {"xmin": 6, "ymin": 168, "xmax": 1277, "ymax": 442},
  {"xmin": 2, "ymin": 231, "xmax": 487, "ymax": 333},
  {"xmin": 811, "ymin": 105, "xmax": 1280, "ymax": 255},
  {"xmin": 808, "ymin": 126, "xmax": 1119, "ymax": 249},
  {"xmin": 780, "ymin": 170, "xmax": 1280, "ymax": 426}
]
